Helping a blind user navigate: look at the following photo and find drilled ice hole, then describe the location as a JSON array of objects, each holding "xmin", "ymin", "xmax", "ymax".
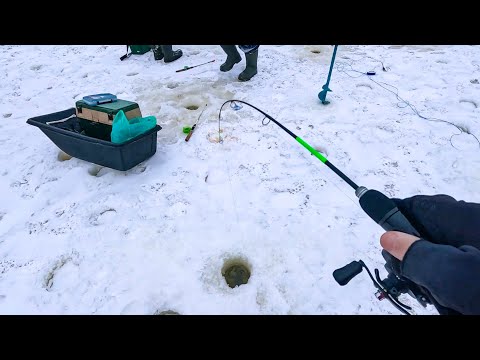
[
  {"xmin": 222, "ymin": 257, "xmax": 251, "ymax": 288},
  {"xmin": 154, "ymin": 310, "xmax": 180, "ymax": 315}
]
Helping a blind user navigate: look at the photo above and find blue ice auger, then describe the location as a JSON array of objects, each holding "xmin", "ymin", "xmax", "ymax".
[{"xmin": 318, "ymin": 45, "xmax": 338, "ymax": 105}]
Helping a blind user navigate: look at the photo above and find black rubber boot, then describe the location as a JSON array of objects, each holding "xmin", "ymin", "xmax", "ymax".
[
  {"xmin": 238, "ymin": 48, "xmax": 258, "ymax": 81},
  {"xmin": 220, "ymin": 45, "xmax": 242, "ymax": 72},
  {"xmin": 150, "ymin": 45, "xmax": 164, "ymax": 61},
  {"xmin": 161, "ymin": 45, "xmax": 183, "ymax": 63}
]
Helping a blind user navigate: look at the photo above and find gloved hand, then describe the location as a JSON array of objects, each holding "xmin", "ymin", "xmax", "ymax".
[
  {"xmin": 380, "ymin": 194, "xmax": 480, "ymax": 315},
  {"xmin": 390, "ymin": 195, "xmax": 480, "ymax": 248}
]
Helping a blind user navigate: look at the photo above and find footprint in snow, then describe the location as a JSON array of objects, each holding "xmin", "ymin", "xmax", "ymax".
[
  {"xmin": 89, "ymin": 208, "xmax": 117, "ymax": 226},
  {"xmin": 356, "ymin": 83, "xmax": 373, "ymax": 90},
  {"xmin": 459, "ymin": 100, "xmax": 477, "ymax": 109},
  {"xmin": 88, "ymin": 165, "xmax": 105, "ymax": 177}
]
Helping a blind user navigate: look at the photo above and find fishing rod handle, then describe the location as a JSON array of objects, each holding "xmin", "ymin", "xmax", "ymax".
[
  {"xmin": 185, "ymin": 125, "xmax": 196, "ymax": 142},
  {"xmin": 356, "ymin": 187, "xmax": 433, "ymax": 305},
  {"xmin": 335, "ymin": 187, "xmax": 420, "ymax": 288},
  {"xmin": 176, "ymin": 68, "xmax": 190, "ymax": 73},
  {"xmin": 357, "ymin": 187, "xmax": 424, "ymax": 286},
  {"xmin": 356, "ymin": 187, "xmax": 420, "ymax": 237}
]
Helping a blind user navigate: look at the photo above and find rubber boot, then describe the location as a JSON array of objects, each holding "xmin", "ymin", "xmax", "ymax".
[
  {"xmin": 161, "ymin": 45, "xmax": 183, "ymax": 63},
  {"xmin": 220, "ymin": 45, "xmax": 241, "ymax": 72},
  {"xmin": 150, "ymin": 45, "xmax": 164, "ymax": 61},
  {"xmin": 238, "ymin": 48, "xmax": 258, "ymax": 81}
]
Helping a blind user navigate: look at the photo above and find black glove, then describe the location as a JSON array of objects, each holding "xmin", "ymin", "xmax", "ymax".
[
  {"xmin": 384, "ymin": 194, "xmax": 480, "ymax": 277},
  {"xmin": 392, "ymin": 194, "xmax": 480, "ymax": 249},
  {"xmin": 385, "ymin": 194, "xmax": 480, "ymax": 315}
]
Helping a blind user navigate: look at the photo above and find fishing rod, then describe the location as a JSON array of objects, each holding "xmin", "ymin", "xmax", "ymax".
[
  {"xmin": 176, "ymin": 60, "xmax": 215, "ymax": 73},
  {"xmin": 218, "ymin": 99, "xmax": 434, "ymax": 315},
  {"xmin": 185, "ymin": 104, "xmax": 207, "ymax": 142}
]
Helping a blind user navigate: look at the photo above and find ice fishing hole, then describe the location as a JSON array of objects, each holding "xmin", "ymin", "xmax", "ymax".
[
  {"xmin": 186, "ymin": 105, "xmax": 199, "ymax": 111},
  {"xmin": 222, "ymin": 258, "xmax": 251, "ymax": 288},
  {"xmin": 154, "ymin": 310, "xmax": 180, "ymax": 315},
  {"xmin": 311, "ymin": 50, "xmax": 321, "ymax": 54}
]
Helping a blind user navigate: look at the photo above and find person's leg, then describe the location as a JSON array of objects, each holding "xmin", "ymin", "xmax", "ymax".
[
  {"xmin": 219, "ymin": 45, "xmax": 241, "ymax": 72},
  {"xmin": 161, "ymin": 45, "xmax": 183, "ymax": 63},
  {"xmin": 150, "ymin": 45, "xmax": 164, "ymax": 61},
  {"xmin": 238, "ymin": 46, "xmax": 259, "ymax": 81}
]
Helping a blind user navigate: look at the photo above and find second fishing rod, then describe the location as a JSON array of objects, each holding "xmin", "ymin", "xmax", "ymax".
[{"xmin": 218, "ymin": 99, "xmax": 435, "ymax": 315}]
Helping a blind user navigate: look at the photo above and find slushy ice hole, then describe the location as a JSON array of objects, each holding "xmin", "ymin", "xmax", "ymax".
[
  {"xmin": 222, "ymin": 258, "xmax": 251, "ymax": 288},
  {"xmin": 154, "ymin": 310, "xmax": 180, "ymax": 315},
  {"xmin": 186, "ymin": 105, "xmax": 199, "ymax": 111}
]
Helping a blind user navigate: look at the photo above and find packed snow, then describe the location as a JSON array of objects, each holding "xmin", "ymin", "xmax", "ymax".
[{"xmin": 0, "ymin": 45, "xmax": 479, "ymax": 314}]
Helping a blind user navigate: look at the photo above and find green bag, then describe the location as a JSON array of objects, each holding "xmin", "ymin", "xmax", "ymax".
[
  {"xmin": 111, "ymin": 110, "xmax": 157, "ymax": 144},
  {"xmin": 120, "ymin": 45, "xmax": 152, "ymax": 61},
  {"xmin": 129, "ymin": 45, "xmax": 151, "ymax": 55}
]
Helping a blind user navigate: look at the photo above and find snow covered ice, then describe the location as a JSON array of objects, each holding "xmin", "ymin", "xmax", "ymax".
[{"xmin": 0, "ymin": 45, "xmax": 479, "ymax": 314}]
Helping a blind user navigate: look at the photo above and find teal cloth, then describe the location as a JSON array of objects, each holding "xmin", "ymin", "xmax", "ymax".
[{"xmin": 111, "ymin": 110, "xmax": 157, "ymax": 144}]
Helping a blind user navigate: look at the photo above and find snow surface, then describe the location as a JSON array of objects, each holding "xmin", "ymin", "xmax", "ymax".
[{"xmin": 0, "ymin": 45, "xmax": 479, "ymax": 315}]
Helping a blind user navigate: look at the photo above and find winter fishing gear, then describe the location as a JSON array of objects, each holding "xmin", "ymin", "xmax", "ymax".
[
  {"xmin": 147, "ymin": 45, "xmax": 183, "ymax": 63},
  {"xmin": 238, "ymin": 48, "xmax": 259, "ymax": 82},
  {"xmin": 151, "ymin": 45, "xmax": 164, "ymax": 61},
  {"xmin": 27, "ymin": 108, "xmax": 161, "ymax": 171},
  {"xmin": 162, "ymin": 46, "xmax": 183, "ymax": 63},
  {"xmin": 120, "ymin": 45, "xmax": 151, "ymax": 61},
  {"xmin": 111, "ymin": 110, "xmax": 157, "ymax": 144},
  {"xmin": 318, "ymin": 45, "xmax": 338, "ymax": 105},
  {"xmin": 176, "ymin": 60, "xmax": 215, "ymax": 73},
  {"xmin": 218, "ymin": 99, "xmax": 435, "ymax": 315},
  {"xmin": 82, "ymin": 93, "xmax": 117, "ymax": 107},
  {"xmin": 220, "ymin": 45, "xmax": 242, "ymax": 72},
  {"xmin": 76, "ymin": 99, "xmax": 142, "ymax": 126},
  {"xmin": 185, "ymin": 104, "xmax": 207, "ymax": 142},
  {"xmin": 220, "ymin": 45, "xmax": 260, "ymax": 81},
  {"xmin": 238, "ymin": 45, "xmax": 260, "ymax": 54}
]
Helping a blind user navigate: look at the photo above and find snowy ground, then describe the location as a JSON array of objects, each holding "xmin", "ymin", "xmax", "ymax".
[{"xmin": 0, "ymin": 45, "xmax": 479, "ymax": 315}]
